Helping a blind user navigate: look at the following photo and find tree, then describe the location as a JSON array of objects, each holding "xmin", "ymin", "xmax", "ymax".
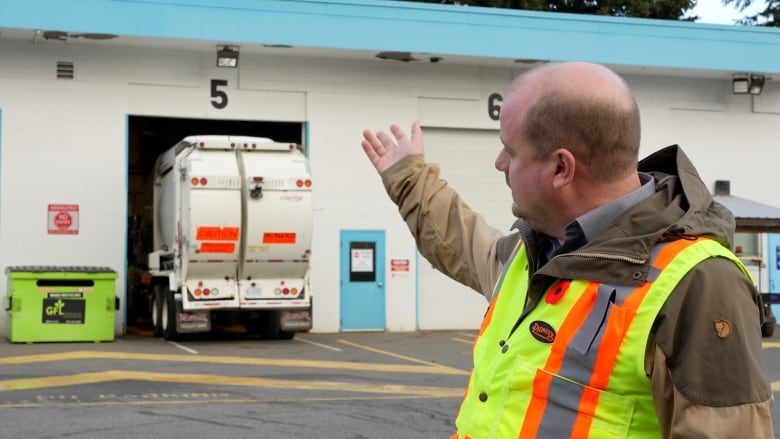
[
  {"xmin": 722, "ymin": 0, "xmax": 779, "ymax": 26},
  {"xmin": 405, "ymin": 0, "xmax": 699, "ymax": 21}
]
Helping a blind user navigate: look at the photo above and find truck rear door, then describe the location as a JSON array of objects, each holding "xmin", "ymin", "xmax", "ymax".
[{"xmin": 239, "ymin": 145, "xmax": 312, "ymax": 302}]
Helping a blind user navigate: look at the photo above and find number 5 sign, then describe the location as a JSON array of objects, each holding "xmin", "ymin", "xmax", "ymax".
[{"xmin": 48, "ymin": 204, "xmax": 79, "ymax": 235}]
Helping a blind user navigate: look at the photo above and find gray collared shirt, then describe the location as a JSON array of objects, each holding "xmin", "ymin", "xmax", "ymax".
[{"xmin": 544, "ymin": 172, "xmax": 655, "ymax": 262}]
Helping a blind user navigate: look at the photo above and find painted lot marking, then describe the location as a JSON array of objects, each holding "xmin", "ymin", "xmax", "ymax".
[
  {"xmin": 296, "ymin": 336, "xmax": 342, "ymax": 351},
  {"xmin": 0, "ymin": 351, "xmax": 467, "ymax": 375},
  {"xmin": 0, "ymin": 393, "xmax": 449, "ymax": 409},
  {"xmin": 0, "ymin": 348, "xmax": 469, "ymax": 404},
  {"xmin": 451, "ymin": 337, "xmax": 473, "ymax": 345},
  {"xmin": 337, "ymin": 339, "xmax": 464, "ymax": 374},
  {"xmin": 0, "ymin": 370, "xmax": 464, "ymax": 397}
]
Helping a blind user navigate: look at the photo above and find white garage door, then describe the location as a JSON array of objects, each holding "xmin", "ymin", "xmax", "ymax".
[{"xmin": 417, "ymin": 127, "xmax": 515, "ymax": 330}]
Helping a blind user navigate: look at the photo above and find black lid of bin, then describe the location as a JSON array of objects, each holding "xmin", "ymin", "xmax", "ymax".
[{"xmin": 5, "ymin": 266, "xmax": 116, "ymax": 274}]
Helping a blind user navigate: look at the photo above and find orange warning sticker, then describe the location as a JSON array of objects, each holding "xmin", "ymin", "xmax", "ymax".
[
  {"xmin": 200, "ymin": 242, "xmax": 236, "ymax": 253},
  {"xmin": 263, "ymin": 232, "xmax": 297, "ymax": 244},
  {"xmin": 196, "ymin": 226, "xmax": 240, "ymax": 241}
]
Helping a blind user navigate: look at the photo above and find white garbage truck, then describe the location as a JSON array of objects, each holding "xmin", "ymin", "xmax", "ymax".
[{"xmin": 129, "ymin": 135, "xmax": 313, "ymax": 340}]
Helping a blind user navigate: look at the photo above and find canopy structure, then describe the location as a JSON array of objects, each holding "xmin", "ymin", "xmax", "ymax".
[{"xmin": 713, "ymin": 194, "xmax": 780, "ymax": 233}]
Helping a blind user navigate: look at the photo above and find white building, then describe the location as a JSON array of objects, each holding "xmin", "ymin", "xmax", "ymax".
[{"xmin": 1, "ymin": 0, "xmax": 780, "ymax": 336}]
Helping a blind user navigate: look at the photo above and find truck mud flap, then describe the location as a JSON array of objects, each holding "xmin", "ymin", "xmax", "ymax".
[
  {"xmin": 176, "ymin": 310, "xmax": 211, "ymax": 334},
  {"xmin": 280, "ymin": 309, "xmax": 312, "ymax": 332}
]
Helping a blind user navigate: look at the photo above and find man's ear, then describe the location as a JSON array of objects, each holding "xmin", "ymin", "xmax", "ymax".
[{"xmin": 551, "ymin": 148, "xmax": 575, "ymax": 189}]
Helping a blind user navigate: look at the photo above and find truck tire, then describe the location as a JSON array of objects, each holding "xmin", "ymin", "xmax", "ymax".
[
  {"xmin": 278, "ymin": 330, "xmax": 295, "ymax": 340},
  {"xmin": 151, "ymin": 284, "xmax": 163, "ymax": 337},
  {"xmin": 161, "ymin": 287, "xmax": 181, "ymax": 341},
  {"xmin": 270, "ymin": 310, "xmax": 295, "ymax": 340}
]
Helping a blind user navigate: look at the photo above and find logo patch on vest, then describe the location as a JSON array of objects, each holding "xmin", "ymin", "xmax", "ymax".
[
  {"xmin": 529, "ymin": 320, "xmax": 556, "ymax": 344},
  {"xmin": 714, "ymin": 319, "xmax": 732, "ymax": 339}
]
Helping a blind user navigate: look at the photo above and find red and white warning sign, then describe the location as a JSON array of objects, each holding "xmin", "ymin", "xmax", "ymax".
[{"xmin": 48, "ymin": 204, "xmax": 79, "ymax": 235}]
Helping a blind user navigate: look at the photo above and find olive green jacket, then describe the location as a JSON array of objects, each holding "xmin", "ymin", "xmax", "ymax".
[{"xmin": 381, "ymin": 144, "xmax": 773, "ymax": 438}]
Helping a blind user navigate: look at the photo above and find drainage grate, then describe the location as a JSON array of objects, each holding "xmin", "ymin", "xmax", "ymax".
[{"xmin": 56, "ymin": 61, "xmax": 74, "ymax": 79}]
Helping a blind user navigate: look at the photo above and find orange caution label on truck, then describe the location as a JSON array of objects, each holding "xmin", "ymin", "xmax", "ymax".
[
  {"xmin": 263, "ymin": 232, "xmax": 297, "ymax": 244},
  {"xmin": 200, "ymin": 242, "xmax": 236, "ymax": 253},
  {"xmin": 196, "ymin": 226, "xmax": 240, "ymax": 241}
]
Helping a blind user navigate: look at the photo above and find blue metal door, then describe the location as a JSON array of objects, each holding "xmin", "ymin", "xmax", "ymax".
[
  {"xmin": 767, "ymin": 233, "xmax": 780, "ymax": 315},
  {"xmin": 340, "ymin": 230, "xmax": 385, "ymax": 331}
]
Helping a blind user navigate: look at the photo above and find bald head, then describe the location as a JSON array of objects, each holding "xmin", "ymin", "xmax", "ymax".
[
  {"xmin": 501, "ymin": 62, "xmax": 641, "ymax": 181},
  {"xmin": 516, "ymin": 62, "xmax": 634, "ymax": 100}
]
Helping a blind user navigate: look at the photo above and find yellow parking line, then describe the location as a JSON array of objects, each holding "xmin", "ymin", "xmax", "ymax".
[
  {"xmin": 337, "ymin": 339, "xmax": 467, "ymax": 375},
  {"xmin": 762, "ymin": 341, "xmax": 780, "ymax": 349},
  {"xmin": 0, "ymin": 350, "xmax": 468, "ymax": 375},
  {"xmin": 450, "ymin": 337, "xmax": 473, "ymax": 345},
  {"xmin": 0, "ymin": 394, "xmax": 451, "ymax": 409},
  {"xmin": 0, "ymin": 370, "xmax": 464, "ymax": 398}
]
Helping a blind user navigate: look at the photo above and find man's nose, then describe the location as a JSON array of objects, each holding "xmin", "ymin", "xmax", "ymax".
[{"xmin": 495, "ymin": 152, "xmax": 507, "ymax": 172}]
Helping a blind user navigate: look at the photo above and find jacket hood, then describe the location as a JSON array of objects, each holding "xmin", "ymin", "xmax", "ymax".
[
  {"xmin": 529, "ymin": 144, "xmax": 736, "ymax": 286},
  {"xmin": 638, "ymin": 144, "xmax": 735, "ymax": 248}
]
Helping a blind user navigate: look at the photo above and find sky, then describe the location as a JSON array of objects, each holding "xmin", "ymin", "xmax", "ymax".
[{"xmin": 692, "ymin": 0, "xmax": 767, "ymax": 24}]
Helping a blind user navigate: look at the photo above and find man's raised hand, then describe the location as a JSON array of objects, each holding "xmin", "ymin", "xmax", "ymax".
[{"xmin": 361, "ymin": 121, "xmax": 424, "ymax": 173}]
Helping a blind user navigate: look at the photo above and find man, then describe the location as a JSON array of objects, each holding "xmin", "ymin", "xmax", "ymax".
[{"xmin": 361, "ymin": 62, "xmax": 773, "ymax": 438}]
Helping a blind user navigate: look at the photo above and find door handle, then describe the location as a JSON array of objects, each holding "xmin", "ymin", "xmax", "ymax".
[{"xmin": 377, "ymin": 282, "xmax": 384, "ymax": 287}]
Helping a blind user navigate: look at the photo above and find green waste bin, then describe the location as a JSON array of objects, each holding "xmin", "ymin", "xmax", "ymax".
[{"xmin": 5, "ymin": 266, "xmax": 118, "ymax": 343}]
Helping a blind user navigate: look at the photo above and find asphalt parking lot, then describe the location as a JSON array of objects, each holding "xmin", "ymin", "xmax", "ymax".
[
  {"xmin": 2, "ymin": 327, "xmax": 780, "ymax": 438},
  {"xmin": 0, "ymin": 328, "xmax": 473, "ymax": 439}
]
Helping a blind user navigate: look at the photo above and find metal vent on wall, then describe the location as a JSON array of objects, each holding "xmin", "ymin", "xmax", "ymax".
[{"xmin": 57, "ymin": 61, "xmax": 74, "ymax": 79}]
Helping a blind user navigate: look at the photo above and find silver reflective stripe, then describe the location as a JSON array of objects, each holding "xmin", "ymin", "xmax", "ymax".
[
  {"xmin": 571, "ymin": 285, "xmax": 615, "ymax": 356},
  {"xmin": 535, "ymin": 374, "xmax": 584, "ymax": 438}
]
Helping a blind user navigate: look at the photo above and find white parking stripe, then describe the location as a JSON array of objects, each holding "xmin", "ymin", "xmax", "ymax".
[
  {"xmin": 296, "ymin": 337, "xmax": 342, "ymax": 352},
  {"xmin": 169, "ymin": 341, "xmax": 199, "ymax": 355}
]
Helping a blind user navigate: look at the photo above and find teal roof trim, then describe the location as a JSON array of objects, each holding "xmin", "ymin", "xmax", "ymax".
[{"xmin": 2, "ymin": 0, "xmax": 780, "ymax": 73}]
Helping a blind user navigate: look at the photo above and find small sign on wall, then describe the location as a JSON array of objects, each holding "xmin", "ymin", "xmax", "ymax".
[
  {"xmin": 48, "ymin": 204, "xmax": 79, "ymax": 235},
  {"xmin": 391, "ymin": 259, "xmax": 409, "ymax": 272},
  {"xmin": 391, "ymin": 259, "xmax": 410, "ymax": 278}
]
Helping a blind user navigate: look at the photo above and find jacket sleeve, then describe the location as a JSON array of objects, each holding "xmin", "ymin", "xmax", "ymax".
[
  {"xmin": 649, "ymin": 257, "xmax": 774, "ymax": 438},
  {"xmin": 380, "ymin": 155, "xmax": 511, "ymax": 297}
]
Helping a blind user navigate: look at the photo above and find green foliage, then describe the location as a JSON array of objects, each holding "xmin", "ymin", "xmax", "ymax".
[
  {"xmin": 406, "ymin": 0, "xmax": 698, "ymax": 20},
  {"xmin": 723, "ymin": 0, "xmax": 779, "ymax": 26}
]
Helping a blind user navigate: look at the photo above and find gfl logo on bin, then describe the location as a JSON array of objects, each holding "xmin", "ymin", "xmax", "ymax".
[{"xmin": 45, "ymin": 299, "xmax": 66, "ymax": 316}]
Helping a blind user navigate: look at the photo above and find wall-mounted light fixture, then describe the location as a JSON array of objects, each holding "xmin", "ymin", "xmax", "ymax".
[
  {"xmin": 733, "ymin": 73, "xmax": 765, "ymax": 95},
  {"xmin": 749, "ymin": 74, "xmax": 765, "ymax": 95},
  {"xmin": 216, "ymin": 45, "xmax": 239, "ymax": 68},
  {"xmin": 375, "ymin": 51, "xmax": 417, "ymax": 62}
]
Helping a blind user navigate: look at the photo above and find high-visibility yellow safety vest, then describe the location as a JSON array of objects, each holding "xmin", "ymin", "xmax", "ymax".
[{"xmin": 451, "ymin": 237, "xmax": 749, "ymax": 439}]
